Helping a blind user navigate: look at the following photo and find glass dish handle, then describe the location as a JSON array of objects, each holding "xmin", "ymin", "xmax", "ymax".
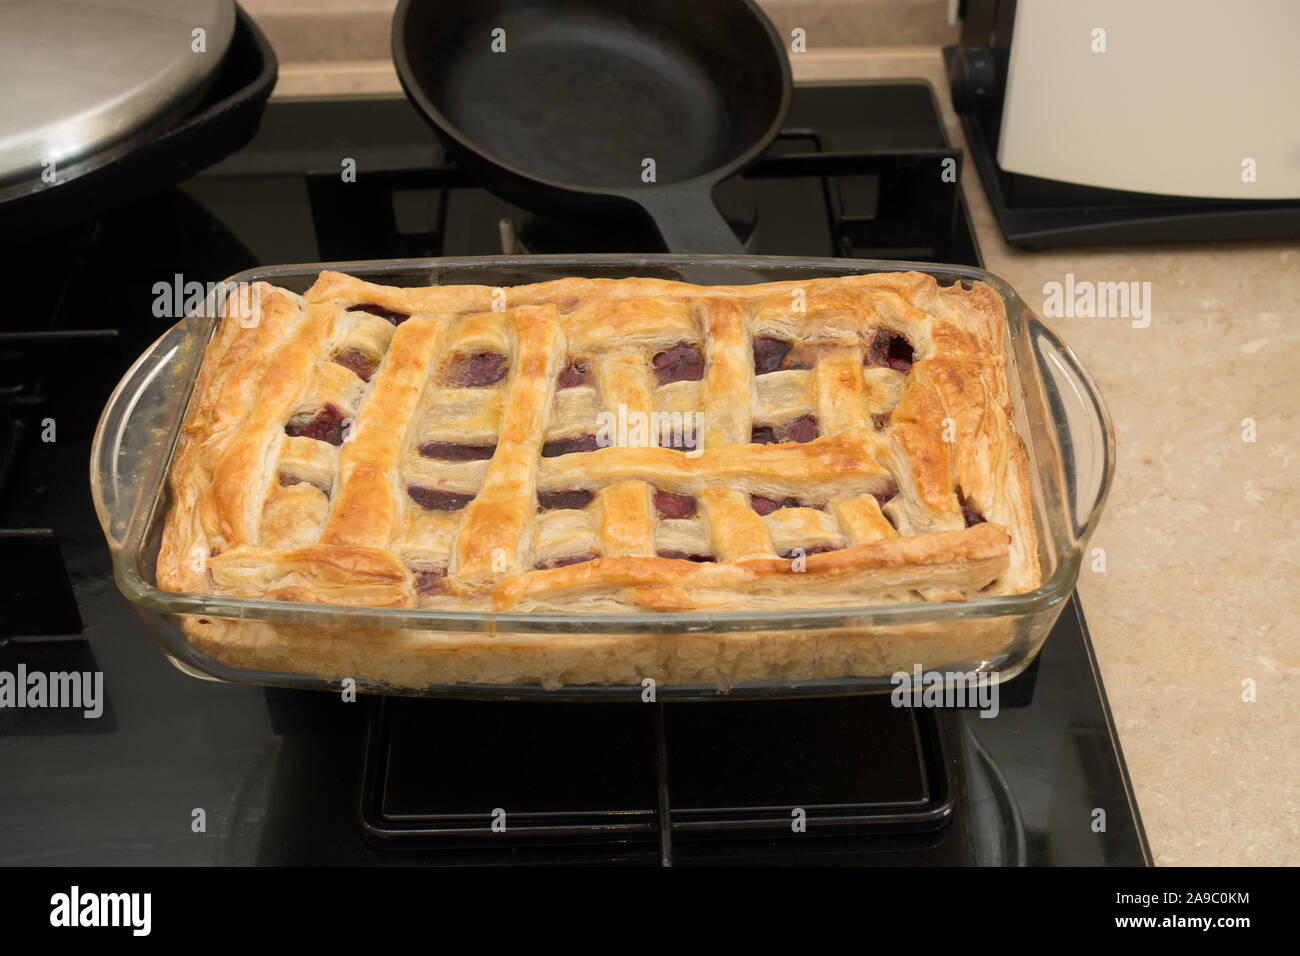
[
  {"xmin": 1027, "ymin": 315, "xmax": 1115, "ymax": 544},
  {"xmin": 90, "ymin": 318, "xmax": 207, "ymax": 551}
]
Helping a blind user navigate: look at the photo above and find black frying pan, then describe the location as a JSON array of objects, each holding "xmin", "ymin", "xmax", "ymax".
[{"xmin": 393, "ymin": 0, "xmax": 791, "ymax": 254}]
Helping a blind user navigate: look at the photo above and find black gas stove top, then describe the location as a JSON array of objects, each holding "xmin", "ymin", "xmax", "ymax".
[{"xmin": 0, "ymin": 82, "xmax": 1148, "ymax": 866}]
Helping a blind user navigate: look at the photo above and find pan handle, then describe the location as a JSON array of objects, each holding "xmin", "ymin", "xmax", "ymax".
[{"xmin": 631, "ymin": 182, "xmax": 748, "ymax": 255}]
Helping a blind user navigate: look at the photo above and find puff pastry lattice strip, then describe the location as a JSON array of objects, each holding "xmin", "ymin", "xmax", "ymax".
[{"xmin": 157, "ymin": 270, "xmax": 1040, "ymax": 612}]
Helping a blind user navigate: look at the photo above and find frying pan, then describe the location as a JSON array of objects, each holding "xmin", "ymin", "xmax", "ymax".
[{"xmin": 392, "ymin": 0, "xmax": 792, "ymax": 254}]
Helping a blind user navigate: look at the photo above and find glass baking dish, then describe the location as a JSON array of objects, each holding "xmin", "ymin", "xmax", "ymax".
[{"xmin": 91, "ymin": 255, "xmax": 1113, "ymax": 700}]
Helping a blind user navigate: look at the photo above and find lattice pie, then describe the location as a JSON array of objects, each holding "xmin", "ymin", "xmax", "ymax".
[{"xmin": 157, "ymin": 269, "xmax": 1039, "ymax": 615}]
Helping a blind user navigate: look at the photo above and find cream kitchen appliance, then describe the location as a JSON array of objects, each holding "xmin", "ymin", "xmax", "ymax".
[{"xmin": 945, "ymin": 0, "xmax": 1300, "ymax": 246}]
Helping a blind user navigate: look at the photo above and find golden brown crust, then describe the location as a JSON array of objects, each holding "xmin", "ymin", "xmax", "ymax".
[
  {"xmin": 157, "ymin": 269, "xmax": 1040, "ymax": 619},
  {"xmin": 182, "ymin": 615, "xmax": 1024, "ymax": 691}
]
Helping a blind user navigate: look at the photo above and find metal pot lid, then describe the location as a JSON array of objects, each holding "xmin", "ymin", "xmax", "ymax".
[{"xmin": 0, "ymin": 0, "xmax": 235, "ymax": 183}]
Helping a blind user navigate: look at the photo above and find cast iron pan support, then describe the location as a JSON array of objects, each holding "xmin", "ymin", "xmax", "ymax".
[{"xmin": 654, "ymin": 700, "xmax": 674, "ymax": 866}]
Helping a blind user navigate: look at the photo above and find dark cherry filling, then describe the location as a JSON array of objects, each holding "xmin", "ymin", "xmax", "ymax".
[
  {"xmin": 557, "ymin": 359, "xmax": 592, "ymax": 388},
  {"xmin": 538, "ymin": 552, "xmax": 599, "ymax": 570},
  {"xmin": 866, "ymin": 327, "xmax": 915, "ymax": 373},
  {"xmin": 957, "ymin": 489, "xmax": 986, "ymax": 527},
  {"xmin": 752, "ymin": 336, "xmax": 793, "ymax": 374},
  {"xmin": 653, "ymin": 490, "xmax": 696, "ymax": 519},
  {"xmin": 284, "ymin": 404, "xmax": 347, "ymax": 446},
  {"xmin": 751, "ymin": 416, "xmax": 820, "ymax": 445},
  {"xmin": 779, "ymin": 544, "xmax": 840, "ymax": 559},
  {"xmin": 542, "ymin": 434, "xmax": 601, "ymax": 457},
  {"xmin": 407, "ymin": 485, "xmax": 474, "ymax": 511},
  {"xmin": 656, "ymin": 550, "xmax": 716, "ymax": 563},
  {"xmin": 659, "ymin": 423, "xmax": 699, "ymax": 452},
  {"xmin": 347, "ymin": 302, "xmax": 409, "ymax": 325},
  {"xmin": 651, "ymin": 341, "xmax": 704, "ymax": 384},
  {"xmin": 750, "ymin": 495, "xmax": 812, "ymax": 516},
  {"xmin": 412, "ymin": 569, "xmax": 448, "ymax": 595},
  {"xmin": 538, "ymin": 489, "xmax": 594, "ymax": 510},
  {"xmin": 782, "ymin": 415, "xmax": 820, "ymax": 443},
  {"xmin": 874, "ymin": 490, "xmax": 900, "ymax": 529},
  {"xmin": 333, "ymin": 347, "xmax": 379, "ymax": 382},
  {"xmin": 418, "ymin": 440, "xmax": 496, "ymax": 461},
  {"xmin": 779, "ymin": 346, "xmax": 817, "ymax": 371},
  {"xmin": 445, "ymin": 352, "xmax": 507, "ymax": 387}
]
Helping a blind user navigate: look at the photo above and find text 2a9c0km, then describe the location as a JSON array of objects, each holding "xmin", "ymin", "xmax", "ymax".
[{"xmin": 1188, "ymin": 892, "xmax": 1250, "ymax": 904}]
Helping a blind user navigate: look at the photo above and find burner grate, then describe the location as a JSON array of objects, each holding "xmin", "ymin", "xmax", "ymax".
[
  {"xmin": 360, "ymin": 696, "xmax": 957, "ymax": 863},
  {"xmin": 296, "ymin": 89, "xmax": 971, "ymax": 263},
  {"xmin": 0, "ymin": 315, "xmax": 120, "ymax": 639}
]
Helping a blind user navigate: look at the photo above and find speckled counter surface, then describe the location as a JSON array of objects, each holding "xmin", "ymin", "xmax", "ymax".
[{"xmin": 256, "ymin": 40, "xmax": 1299, "ymax": 865}]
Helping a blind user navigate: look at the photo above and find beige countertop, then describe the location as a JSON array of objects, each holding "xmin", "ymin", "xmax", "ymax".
[{"xmin": 262, "ymin": 46, "xmax": 1299, "ymax": 866}]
